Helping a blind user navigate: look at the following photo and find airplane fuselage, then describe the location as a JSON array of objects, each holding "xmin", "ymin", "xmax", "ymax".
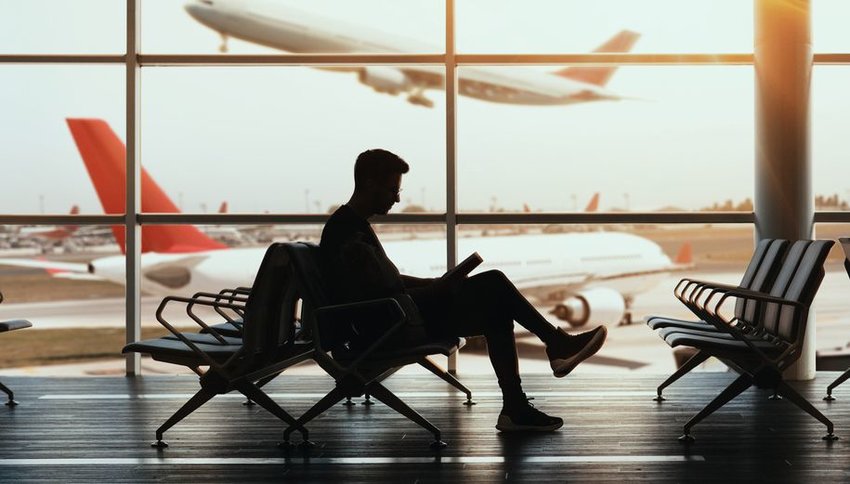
[
  {"xmin": 183, "ymin": 0, "xmax": 624, "ymax": 106},
  {"xmin": 86, "ymin": 232, "xmax": 673, "ymax": 310}
]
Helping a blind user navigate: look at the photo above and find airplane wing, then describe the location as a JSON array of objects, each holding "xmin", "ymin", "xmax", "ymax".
[
  {"xmin": 52, "ymin": 272, "xmax": 108, "ymax": 281},
  {"xmin": 0, "ymin": 258, "xmax": 89, "ymax": 274}
]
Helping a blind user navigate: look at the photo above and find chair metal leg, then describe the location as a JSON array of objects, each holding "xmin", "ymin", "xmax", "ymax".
[
  {"xmin": 654, "ymin": 350, "xmax": 709, "ymax": 402},
  {"xmin": 418, "ymin": 356, "xmax": 475, "ymax": 405},
  {"xmin": 152, "ymin": 388, "xmax": 216, "ymax": 448},
  {"xmin": 824, "ymin": 367, "xmax": 850, "ymax": 401},
  {"xmin": 282, "ymin": 386, "xmax": 347, "ymax": 444},
  {"xmin": 776, "ymin": 381, "xmax": 838, "ymax": 441},
  {"xmin": 366, "ymin": 381, "xmax": 446, "ymax": 448},
  {"xmin": 243, "ymin": 371, "xmax": 283, "ymax": 406},
  {"xmin": 0, "ymin": 381, "xmax": 18, "ymax": 407},
  {"xmin": 234, "ymin": 380, "xmax": 308, "ymax": 443},
  {"xmin": 679, "ymin": 373, "xmax": 753, "ymax": 443}
]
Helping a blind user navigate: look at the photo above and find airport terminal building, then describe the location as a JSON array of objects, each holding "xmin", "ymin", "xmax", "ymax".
[{"xmin": 2, "ymin": 0, "xmax": 850, "ymax": 481}]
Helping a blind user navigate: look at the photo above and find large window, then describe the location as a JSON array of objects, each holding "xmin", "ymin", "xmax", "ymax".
[
  {"xmin": 2, "ymin": 1, "xmax": 847, "ymax": 377},
  {"xmin": 0, "ymin": 66, "xmax": 124, "ymax": 214},
  {"xmin": 141, "ymin": 66, "xmax": 446, "ymax": 213}
]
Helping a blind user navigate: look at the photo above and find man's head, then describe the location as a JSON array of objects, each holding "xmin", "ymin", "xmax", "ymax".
[{"xmin": 353, "ymin": 149, "xmax": 409, "ymax": 215}]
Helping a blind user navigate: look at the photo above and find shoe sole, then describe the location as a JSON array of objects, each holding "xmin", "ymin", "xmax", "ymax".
[
  {"xmin": 495, "ymin": 415, "xmax": 564, "ymax": 432},
  {"xmin": 550, "ymin": 326, "xmax": 608, "ymax": 378}
]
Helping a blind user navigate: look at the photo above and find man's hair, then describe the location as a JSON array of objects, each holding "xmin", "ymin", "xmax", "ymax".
[{"xmin": 354, "ymin": 149, "xmax": 409, "ymax": 188}]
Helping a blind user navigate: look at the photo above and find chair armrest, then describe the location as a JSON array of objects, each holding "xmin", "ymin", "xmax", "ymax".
[
  {"xmin": 705, "ymin": 286, "xmax": 805, "ymax": 315},
  {"xmin": 700, "ymin": 287, "xmax": 803, "ymax": 367},
  {"xmin": 155, "ymin": 295, "xmax": 247, "ymax": 368},
  {"xmin": 189, "ymin": 291, "xmax": 249, "ymax": 326},
  {"xmin": 314, "ymin": 297, "xmax": 405, "ymax": 327},
  {"xmin": 314, "ymin": 297, "xmax": 409, "ymax": 372}
]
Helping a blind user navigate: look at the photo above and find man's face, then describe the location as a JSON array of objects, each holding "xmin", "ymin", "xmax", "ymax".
[{"xmin": 372, "ymin": 173, "xmax": 402, "ymax": 215}]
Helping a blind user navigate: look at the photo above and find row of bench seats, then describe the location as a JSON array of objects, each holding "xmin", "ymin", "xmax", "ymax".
[
  {"xmin": 647, "ymin": 237, "xmax": 849, "ymax": 442},
  {"xmin": 123, "ymin": 242, "xmax": 471, "ymax": 449}
]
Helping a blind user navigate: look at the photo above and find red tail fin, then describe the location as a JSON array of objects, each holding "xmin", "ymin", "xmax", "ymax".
[
  {"xmin": 65, "ymin": 118, "xmax": 227, "ymax": 254},
  {"xmin": 584, "ymin": 193, "xmax": 600, "ymax": 212},
  {"xmin": 674, "ymin": 242, "xmax": 693, "ymax": 265},
  {"xmin": 553, "ymin": 30, "xmax": 640, "ymax": 87},
  {"xmin": 218, "ymin": 201, "xmax": 228, "ymax": 214}
]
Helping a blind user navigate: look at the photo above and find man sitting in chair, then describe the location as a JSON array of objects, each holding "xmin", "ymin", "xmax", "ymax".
[{"xmin": 320, "ymin": 149, "xmax": 607, "ymax": 432}]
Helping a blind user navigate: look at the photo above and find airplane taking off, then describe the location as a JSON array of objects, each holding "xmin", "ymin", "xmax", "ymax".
[
  {"xmin": 183, "ymin": 0, "xmax": 640, "ymax": 108},
  {"xmin": 0, "ymin": 119, "xmax": 689, "ymax": 327}
]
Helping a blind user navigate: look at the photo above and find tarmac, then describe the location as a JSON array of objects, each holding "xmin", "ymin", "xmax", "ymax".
[{"xmin": 2, "ymin": 269, "xmax": 849, "ymax": 378}]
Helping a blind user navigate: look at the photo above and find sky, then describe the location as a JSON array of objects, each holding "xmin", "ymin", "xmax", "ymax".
[{"xmin": 1, "ymin": 0, "xmax": 850, "ymax": 214}]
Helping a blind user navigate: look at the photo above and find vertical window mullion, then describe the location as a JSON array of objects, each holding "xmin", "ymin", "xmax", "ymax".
[{"xmin": 124, "ymin": 0, "xmax": 142, "ymax": 376}]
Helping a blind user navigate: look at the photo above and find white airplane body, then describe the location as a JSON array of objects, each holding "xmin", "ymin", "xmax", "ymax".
[
  {"xmin": 0, "ymin": 119, "xmax": 689, "ymax": 327},
  {"xmin": 183, "ymin": 0, "xmax": 640, "ymax": 107}
]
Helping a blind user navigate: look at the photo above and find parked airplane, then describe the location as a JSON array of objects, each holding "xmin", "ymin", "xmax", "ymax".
[
  {"xmin": 0, "ymin": 119, "xmax": 689, "ymax": 327},
  {"xmin": 19, "ymin": 205, "xmax": 81, "ymax": 242},
  {"xmin": 183, "ymin": 0, "xmax": 640, "ymax": 108}
]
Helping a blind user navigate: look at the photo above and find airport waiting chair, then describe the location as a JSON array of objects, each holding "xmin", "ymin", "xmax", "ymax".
[
  {"xmin": 281, "ymin": 242, "xmax": 468, "ymax": 449},
  {"xmin": 196, "ymin": 275, "xmax": 473, "ymax": 409},
  {"xmin": 823, "ymin": 238, "xmax": 850, "ymax": 401},
  {"xmin": 0, "ymin": 290, "xmax": 32, "ymax": 406},
  {"xmin": 122, "ymin": 243, "xmax": 315, "ymax": 448},
  {"xmin": 645, "ymin": 239, "xmax": 789, "ymax": 401},
  {"xmin": 657, "ymin": 240, "xmax": 835, "ymax": 442}
]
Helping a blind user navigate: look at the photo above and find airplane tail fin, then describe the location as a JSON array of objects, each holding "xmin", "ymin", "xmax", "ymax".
[
  {"xmin": 552, "ymin": 30, "xmax": 640, "ymax": 87},
  {"xmin": 674, "ymin": 242, "xmax": 693, "ymax": 266},
  {"xmin": 584, "ymin": 193, "xmax": 600, "ymax": 212},
  {"xmin": 65, "ymin": 118, "xmax": 227, "ymax": 254},
  {"xmin": 218, "ymin": 201, "xmax": 228, "ymax": 214}
]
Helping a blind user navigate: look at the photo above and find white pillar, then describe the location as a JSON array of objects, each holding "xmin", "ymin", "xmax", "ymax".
[{"xmin": 754, "ymin": 0, "xmax": 813, "ymax": 379}]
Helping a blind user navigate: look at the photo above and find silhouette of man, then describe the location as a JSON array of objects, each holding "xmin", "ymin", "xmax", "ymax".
[{"xmin": 320, "ymin": 149, "xmax": 607, "ymax": 432}]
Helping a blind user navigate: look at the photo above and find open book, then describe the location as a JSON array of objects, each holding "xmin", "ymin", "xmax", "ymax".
[{"xmin": 441, "ymin": 252, "xmax": 483, "ymax": 282}]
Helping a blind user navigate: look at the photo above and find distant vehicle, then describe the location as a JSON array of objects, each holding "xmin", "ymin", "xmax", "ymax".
[
  {"xmin": 184, "ymin": 0, "xmax": 640, "ymax": 108},
  {"xmin": 0, "ymin": 118, "xmax": 690, "ymax": 327}
]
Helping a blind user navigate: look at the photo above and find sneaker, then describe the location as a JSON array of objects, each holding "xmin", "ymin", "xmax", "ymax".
[
  {"xmin": 546, "ymin": 326, "xmax": 607, "ymax": 378},
  {"xmin": 496, "ymin": 395, "xmax": 563, "ymax": 432}
]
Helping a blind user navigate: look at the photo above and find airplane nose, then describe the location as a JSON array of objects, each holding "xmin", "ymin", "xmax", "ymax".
[{"xmin": 184, "ymin": 0, "xmax": 213, "ymax": 18}]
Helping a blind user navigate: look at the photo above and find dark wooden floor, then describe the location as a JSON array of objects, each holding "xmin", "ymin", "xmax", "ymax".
[{"xmin": 1, "ymin": 371, "xmax": 850, "ymax": 482}]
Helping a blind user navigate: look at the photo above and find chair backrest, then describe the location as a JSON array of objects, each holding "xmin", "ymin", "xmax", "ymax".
[
  {"xmin": 238, "ymin": 243, "xmax": 300, "ymax": 359},
  {"xmin": 840, "ymin": 237, "xmax": 850, "ymax": 281},
  {"xmin": 761, "ymin": 240, "xmax": 834, "ymax": 344},
  {"xmin": 734, "ymin": 239, "xmax": 789, "ymax": 322},
  {"xmin": 285, "ymin": 242, "xmax": 339, "ymax": 353}
]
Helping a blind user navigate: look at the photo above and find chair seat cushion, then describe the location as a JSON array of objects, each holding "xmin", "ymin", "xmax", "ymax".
[
  {"xmin": 334, "ymin": 336, "xmax": 461, "ymax": 362},
  {"xmin": 122, "ymin": 338, "xmax": 242, "ymax": 363},
  {"xmin": 164, "ymin": 332, "xmax": 243, "ymax": 345},
  {"xmin": 665, "ymin": 331, "xmax": 783, "ymax": 354},
  {"xmin": 202, "ymin": 321, "xmax": 243, "ymax": 338},
  {"xmin": 646, "ymin": 316, "xmax": 710, "ymax": 331},
  {"xmin": 0, "ymin": 319, "xmax": 32, "ymax": 332}
]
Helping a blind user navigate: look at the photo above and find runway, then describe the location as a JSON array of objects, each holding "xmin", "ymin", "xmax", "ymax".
[{"xmin": 1, "ymin": 269, "xmax": 849, "ymax": 377}]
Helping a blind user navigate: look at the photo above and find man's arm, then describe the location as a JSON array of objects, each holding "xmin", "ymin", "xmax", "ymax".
[{"xmin": 400, "ymin": 275, "xmax": 436, "ymax": 289}]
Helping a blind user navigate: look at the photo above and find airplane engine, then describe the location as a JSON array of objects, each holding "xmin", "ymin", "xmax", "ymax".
[
  {"xmin": 550, "ymin": 287, "xmax": 626, "ymax": 328},
  {"xmin": 358, "ymin": 67, "xmax": 410, "ymax": 94}
]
